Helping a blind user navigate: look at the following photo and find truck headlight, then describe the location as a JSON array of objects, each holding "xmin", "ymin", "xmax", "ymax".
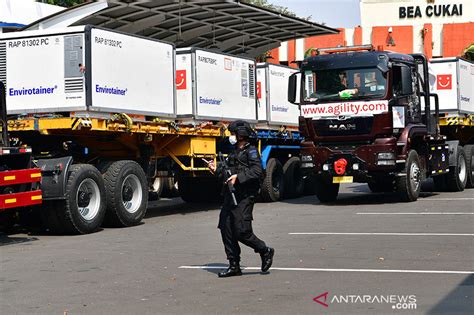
[
  {"xmin": 322, "ymin": 164, "xmax": 329, "ymax": 171},
  {"xmin": 301, "ymin": 162, "xmax": 314, "ymax": 168},
  {"xmin": 301, "ymin": 155, "xmax": 313, "ymax": 162}
]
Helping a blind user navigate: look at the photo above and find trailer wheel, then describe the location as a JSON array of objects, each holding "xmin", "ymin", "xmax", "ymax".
[
  {"xmin": 445, "ymin": 146, "xmax": 467, "ymax": 192},
  {"xmin": 396, "ymin": 150, "xmax": 421, "ymax": 202},
  {"xmin": 314, "ymin": 176, "xmax": 339, "ymax": 203},
  {"xmin": 260, "ymin": 158, "xmax": 285, "ymax": 202},
  {"xmin": 45, "ymin": 164, "xmax": 106, "ymax": 234},
  {"xmin": 103, "ymin": 161, "xmax": 148, "ymax": 227},
  {"xmin": 149, "ymin": 175, "xmax": 164, "ymax": 201},
  {"xmin": 464, "ymin": 145, "xmax": 474, "ymax": 188},
  {"xmin": 283, "ymin": 157, "xmax": 304, "ymax": 198}
]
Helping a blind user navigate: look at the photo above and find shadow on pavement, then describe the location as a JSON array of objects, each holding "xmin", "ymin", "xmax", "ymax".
[
  {"xmin": 0, "ymin": 233, "xmax": 38, "ymax": 246},
  {"xmin": 427, "ymin": 274, "xmax": 474, "ymax": 315},
  {"xmin": 145, "ymin": 198, "xmax": 221, "ymax": 219},
  {"xmin": 187, "ymin": 263, "xmax": 269, "ymax": 277}
]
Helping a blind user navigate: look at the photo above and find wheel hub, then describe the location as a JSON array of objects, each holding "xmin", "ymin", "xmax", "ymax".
[
  {"xmin": 78, "ymin": 190, "xmax": 91, "ymax": 207},
  {"xmin": 122, "ymin": 185, "xmax": 133, "ymax": 202}
]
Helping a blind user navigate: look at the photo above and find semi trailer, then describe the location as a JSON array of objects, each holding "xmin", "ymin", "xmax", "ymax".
[
  {"xmin": 0, "ymin": 26, "xmax": 306, "ymax": 234},
  {"xmin": 288, "ymin": 45, "xmax": 471, "ymax": 202}
]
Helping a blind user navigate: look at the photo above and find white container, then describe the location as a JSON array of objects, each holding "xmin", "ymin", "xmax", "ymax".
[
  {"xmin": 428, "ymin": 58, "xmax": 473, "ymax": 114},
  {"xmin": 176, "ymin": 48, "xmax": 257, "ymax": 121},
  {"xmin": 257, "ymin": 63, "xmax": 300, "ymax": 126},
  {"xmin": 0, "ymin": 26, "xmax": 176, "ymax": 117}
]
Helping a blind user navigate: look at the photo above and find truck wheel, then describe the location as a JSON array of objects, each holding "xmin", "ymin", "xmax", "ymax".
[
  {"xmin": 46, "ymin": 164, "xmax": 106, "ymax": 234},
  {"xmin": 315, "ymin": 177, "xmax": 339, "ymax": 202},
  {"xmin": 396, "ymin": 150, "xmax": 421, "ymax": 202},
  {"xmin": 103, "ymin": 161, "xmax": 148, "ymax": 227},
  {"xmin": 464, "ymin": 145, "xmax": 474, "ymax": 188},
  {"xmin": 283, "ymin": 157, "xmax": 304, "ymax": 198},
  {"xmin": 149, "ymin": 175, "xmax": 164, "ymax": 201},
  {"xmin": 260, "ymin": 158, "xmax": 285, "ymax": 202},
  {"xmin": 445, "ymin": 147, "xmax": 467, "ymax": 192}
]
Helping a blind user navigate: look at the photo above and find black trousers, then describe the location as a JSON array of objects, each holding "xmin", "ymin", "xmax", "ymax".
[{"xmin": 218, "ymin": 194, "xmax": 266, "ymax": 262}]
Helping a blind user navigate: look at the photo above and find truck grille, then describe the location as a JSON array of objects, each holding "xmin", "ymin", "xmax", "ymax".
[
  {"xmin": 0, "ymin": 42, "xmax": 6, "ymax": 86},
  {"xmin": 313, "ymin": 117, "xmax": 374, "ymax": 136}
]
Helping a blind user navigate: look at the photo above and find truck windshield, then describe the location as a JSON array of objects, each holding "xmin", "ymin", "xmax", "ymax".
[{"xmin": 303, "ymin": 67, "xmax": 387, "ymax": 103}]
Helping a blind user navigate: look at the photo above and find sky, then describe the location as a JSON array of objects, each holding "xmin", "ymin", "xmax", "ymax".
[{"xmin": 271, "ymin": 0, "xmax": 361, "ymax": 28}]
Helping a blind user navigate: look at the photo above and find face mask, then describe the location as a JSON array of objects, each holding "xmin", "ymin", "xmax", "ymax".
[{"xmin": 229, "ymin": 135, "xmax": 237, "ymax": 145}]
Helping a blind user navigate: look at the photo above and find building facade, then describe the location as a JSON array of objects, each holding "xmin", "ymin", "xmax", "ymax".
[{"xmin": 271, "ymin": 0, "xmax": 473, "ymax": 66}]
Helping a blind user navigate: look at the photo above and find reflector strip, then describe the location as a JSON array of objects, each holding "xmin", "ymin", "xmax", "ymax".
[
  {"xmin": 4, "ymin": 176, "xmax": 16, "ymax": 181},
  {"xmin": 5, "ymin": 198, "xmax": 17, "ymax": 204},
  {"xmin": 31, "ymin": 195, "xmax": 42, "ymax": 201},
  {"xmin": 30, "ymin": 173, "xmax": 41, "ymax": 178}
]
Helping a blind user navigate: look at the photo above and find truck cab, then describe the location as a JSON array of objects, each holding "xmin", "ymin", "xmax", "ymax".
[{"xmin": 288, "ymin": 45, "xmax": 466, "ymax": 202}]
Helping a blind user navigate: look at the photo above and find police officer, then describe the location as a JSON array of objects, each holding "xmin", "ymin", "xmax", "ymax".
[{"xmin": 207, "ymin": 120, "xmax": 274, "ymax": 277}]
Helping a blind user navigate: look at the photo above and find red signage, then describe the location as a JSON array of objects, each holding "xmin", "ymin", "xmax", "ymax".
[
  {"xmin": 176, "ymin": 70, "xmax": 187, "ymax": 90},
  {"xmin": 436, "ymin": 74, "xmax": 452, "ymax": 90},
  {"xmin": 257, "ymin": 82, "xmax": 262, "ymax": 99}
]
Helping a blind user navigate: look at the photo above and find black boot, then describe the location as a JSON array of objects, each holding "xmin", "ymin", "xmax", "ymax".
[
  {"xmin": 260, "ymin": 247, "xmax": 274, "ymax": 272},
  {"xmin": 218, "ymin": 261, "xmax": 242, "ymax": 278}
]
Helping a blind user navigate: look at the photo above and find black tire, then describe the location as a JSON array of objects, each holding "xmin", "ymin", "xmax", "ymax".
[
  {"xmin": 283, "ymin": 157, "xmax": 304, "ymax": 198},
  {"xmin": 368, "ymin": 178, "xmax": 394, "ymax": 193},
  {"xmin": 260, "ymin": 158, "xmax": 285, "ymax": 202},
  {"xmin": 396, "ymin": 150, "xmax": 421, "ymax": 202},
  {"xmin": 463, "ymin": 145, "xmax": 474, "ymax": 188},
  {"xmin": 149, "ymin": 173, "xmax": 165, "ymax": 201},
  {"xmin": 315, "ymin": 176, "xmax": 339, "ymax": 202},
  {"xmin": 445, "ymin": 147, "xmax": 467, "ymax": 192},
  {"xmin": 103, "ymin": 161, "xmax": 148, "ymax": 227},
  {"xmin": 44, "ymin": 164, "xmax": 106, "ymax": 234}
]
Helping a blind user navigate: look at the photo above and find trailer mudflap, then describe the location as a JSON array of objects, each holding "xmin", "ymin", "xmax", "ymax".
[
  {"xmin": 428, "ymin": 144, "xmax": 450, "ymax": 176},
  {"xmin": 36, "ymin": 156, "xmax": 73, "ymax": 200}
]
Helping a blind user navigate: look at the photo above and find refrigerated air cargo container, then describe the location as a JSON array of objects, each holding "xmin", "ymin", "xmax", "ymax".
[
  {"xmin": 175, "ymin": 48, "xmax": 257, "ymax": 121},
  {"xmin": 0, "ymin": 26, "xmax": 176, "ymax": 117},
  {"xmin": 256, "ymin": 63, "xmax": 299, "ymax": 126}
]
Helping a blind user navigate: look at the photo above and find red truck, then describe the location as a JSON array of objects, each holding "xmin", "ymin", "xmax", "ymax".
[{"xmin": 288, "ymin": 45, "xmax": 469, "ymax": 202}]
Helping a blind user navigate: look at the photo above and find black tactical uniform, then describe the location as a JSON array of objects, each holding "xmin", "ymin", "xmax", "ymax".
[{"xmin": 216, "ymin": 121, "xmax": 274, "ymax": 277}]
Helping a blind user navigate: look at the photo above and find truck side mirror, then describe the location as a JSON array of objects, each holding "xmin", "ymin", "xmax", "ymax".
[
  {"xmin": 288, "ymin": 72, "xmax": 300, "ymax": 105},
  {"xmin": 401, "ymin": 66, "xmax": 413, "ymax": 95}
]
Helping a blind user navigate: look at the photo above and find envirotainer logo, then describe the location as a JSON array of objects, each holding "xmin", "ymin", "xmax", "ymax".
[
  {"xmin": 9, "ymin": 85, "xmax": 57, "ymax": 96},
  {"xmin": 95, "ymin": 84, "xmax": 127, "ymax": 96}
]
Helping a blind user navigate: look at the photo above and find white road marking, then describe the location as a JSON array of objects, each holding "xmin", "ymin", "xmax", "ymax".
[
  {"xmin": 288, "ymin": 232, "xmax": 474, "ymax": 236},
  {"xmin": 357, "ymin": 212, "xmax": 474, "ymax": 215},
  {"xmin": 179, "ymin": 266, "xmax": 474, "ymax": 275},
  {"xmin": 419, "ymin": 198, "xmax": 474, "ymax": 201}
]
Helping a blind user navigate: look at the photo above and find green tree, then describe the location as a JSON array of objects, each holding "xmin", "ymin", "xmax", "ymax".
[
  {"xmin": 39, "ymin": 0, "xmax": 86, "ymax": 7},
  {"xmin": 243, "ymin": 0, "xmax": 311, "ymax": 20}
]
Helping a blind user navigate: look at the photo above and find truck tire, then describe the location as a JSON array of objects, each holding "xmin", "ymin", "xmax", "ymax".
[
  {"xmin": 260, "ymin": 158, "xmax": 285, "ymax": 202},
  {"xmin": 445, "ymin": 146, "xmax": 467, "ymax": 192},
  {"xmin": 43, "ymin": 164, "xmax": 106, "ymax": 234},
  {"xmin": 464, "ymin": 145, "xmax": 474, "ymax": 188},
  {"xmin": 149, "ymin": 176, "xmax": 164, "ymax": 201},
  {"xmin": 396, "ymin": 150, "xmax": 421, "ymax": 202},
  {"xmin": 103, "ymin": 161, "xmax": 148, "ymax": 227},
  {"xmin": 283, "ymin": 157, "xmax": 304, "ymax": 198},
  {"xmin": 315, "ymin": 177, "xmax": 339, "ymax": 203}
]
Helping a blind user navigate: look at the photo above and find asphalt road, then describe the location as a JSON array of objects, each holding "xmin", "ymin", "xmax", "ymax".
[{"xmin": 1, "ymin": 183, "xmax": 473, "ymax": 315}]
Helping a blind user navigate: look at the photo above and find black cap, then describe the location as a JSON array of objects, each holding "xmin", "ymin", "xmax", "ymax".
[{"xmin": 228, "ymin": 120, "xmax": 254, "ymax": 138}]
